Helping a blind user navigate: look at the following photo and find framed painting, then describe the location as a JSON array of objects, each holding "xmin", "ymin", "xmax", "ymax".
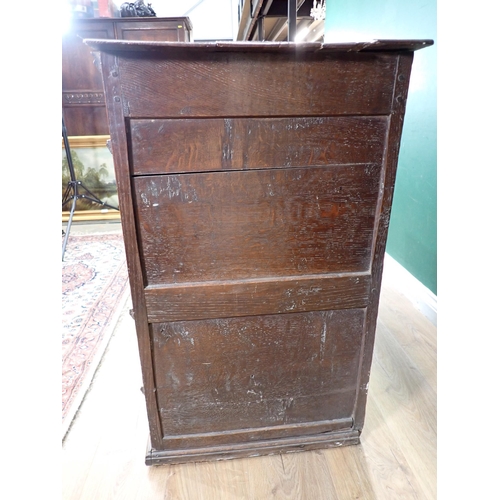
[{"xmin": 62, "ymin": 135, "xmax": 120, "ymax": 221}]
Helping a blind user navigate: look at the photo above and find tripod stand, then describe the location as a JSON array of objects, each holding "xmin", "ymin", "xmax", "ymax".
[{"xmin": 62, "ymin": 117, "xmax": 119, "ymax": 260}]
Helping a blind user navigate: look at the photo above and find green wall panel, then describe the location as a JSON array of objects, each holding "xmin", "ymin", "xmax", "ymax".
[{"xmin": 324, "ymin": 0, "xmax": 437, "ymax": 294}]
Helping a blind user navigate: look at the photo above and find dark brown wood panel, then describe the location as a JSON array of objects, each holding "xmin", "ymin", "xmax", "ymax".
[
  {"xmin": 133, "ymin": 164, "xmax": 381, "ymax": 285},
  {"xmin": 129, "ymin": 116, "xmax": 388, "ymax": 175},
  {"xmin": 61, "ymin": 106, "xmax": 110, "ymax": 137},
  {"xmin": 62, "ymin": 23, "xmax": 115, "ymax": 92},
  {"xmin": 62, "ymin": 21, "xmax": 114, "ymax": 136},
  {"xmin": 117, "ymin": 51, "xmax": 398, "ymax": 118},
  {"xmin": 144, "ymin": 274, "xmax": 370, "ymax": 322},
  {"xmin": 152, "ymin": 308, "xmax": 366, "ymax": 440},
  {"xmin": 90, "ymin": 39, "xmax": 430, "ymax": 463}
]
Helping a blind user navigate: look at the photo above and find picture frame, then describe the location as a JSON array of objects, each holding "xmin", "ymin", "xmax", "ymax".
[{"xmin": 62, "ymin": 135, "xmax": 120, "ymax": 222}]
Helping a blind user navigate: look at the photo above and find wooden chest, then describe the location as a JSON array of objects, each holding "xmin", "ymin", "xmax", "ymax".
[{"xmin": 86, "ymin": 39, "xmax": 432, "ymax": 465}]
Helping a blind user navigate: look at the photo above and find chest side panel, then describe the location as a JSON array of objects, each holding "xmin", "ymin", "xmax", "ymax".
[{"xmin": 96, "ymin": 45, "xmax": 414, "ymax": 460}]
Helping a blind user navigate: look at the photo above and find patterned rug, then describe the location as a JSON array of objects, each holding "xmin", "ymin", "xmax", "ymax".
[{"xmin": 62, "ymin": 232, "xmax": 130, "ymax": 439}]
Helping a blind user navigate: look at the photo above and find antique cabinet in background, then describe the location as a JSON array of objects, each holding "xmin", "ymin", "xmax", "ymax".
[
  {"xmin": 86, "ymin": 38, "xmax": 432, "ymax": 465},
  {"xmin": 62, "ymin": 17, "xmax": 193, "ymax": 136}
]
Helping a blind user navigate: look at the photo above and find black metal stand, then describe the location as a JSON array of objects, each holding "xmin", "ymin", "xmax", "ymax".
[{"xmin": 61, "ymin": 117, "xmax": 119, "ymax": 261}]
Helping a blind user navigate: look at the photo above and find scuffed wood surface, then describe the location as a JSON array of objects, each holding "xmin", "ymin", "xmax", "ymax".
[
  {"xmin": 130, "ymin": 116, "xmax": 387, "ymax": 175},
  {"xmin": 94, "ymin": 41, "xmax": 424, "ymax": 462},
  {"xmin": 151, "ymin": 309, "xmax": 365, "ymax": 439},
  {"xmin": 85, "ymin": 38, "xmax": 434, "ymax": 54},
  {"xmin": 133, "ymin": 164, "xmax": 381, "ymax": 286},
  {"xmin": 144, "ymin": 274, "xmax": 371, "ymax": 322}
]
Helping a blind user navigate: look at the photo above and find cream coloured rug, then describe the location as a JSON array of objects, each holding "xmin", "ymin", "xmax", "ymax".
[{"xmin": 62, "ymin": 232, "xmax": 130, "ymax": 439}]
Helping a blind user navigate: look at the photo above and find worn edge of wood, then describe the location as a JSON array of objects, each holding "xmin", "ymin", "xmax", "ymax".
[
  {"xmin": 158, "ymin": 418, "xmax": 354, "ymax": 450},
  {"xmin": 145, "ymin": 428, "xmax": 361, "ymax": 466},
  {"xmin": 144, "ymin": 274, "xmax": 371, "ymax": 323},
  {"xmin": 352, "ymin": 52, "xmax": 415, "ymax": 432},
  {"xmin": 100, "ymin": 52, "xmax": 164, "ymax": 448},
  {"xmin": 84, "ymin": 38, "xmax": 433, "ymax": 54}
]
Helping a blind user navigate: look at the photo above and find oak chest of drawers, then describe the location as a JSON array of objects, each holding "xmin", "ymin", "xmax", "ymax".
[{"xmin": 86, "ymin": 38, "xmax": 432, "ymax": 465}]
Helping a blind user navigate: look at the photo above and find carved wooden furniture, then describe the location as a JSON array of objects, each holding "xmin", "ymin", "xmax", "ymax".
[
  {"xmin": 86, "ymin": 38, "xmax": 432, "ymax": 465},
  {"xmin": 62, "ymin": 17, "xmax": 192, "ymax": 136}
]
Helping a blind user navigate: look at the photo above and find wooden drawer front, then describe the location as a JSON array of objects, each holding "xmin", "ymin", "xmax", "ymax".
[
  {"xmin": 118, "ymin": 52, "xmax": 397, "ymax": 117},
  {"xmin": 133, "ymin": 163, "xmax": 381, "ymax": 286},
  {"xmin": 129, "ymin": 116, "xmax": 388, "ymax": 175},
  {"xmin": 152, "ymin": 308, "xmax": 365, "ymax": 445}
]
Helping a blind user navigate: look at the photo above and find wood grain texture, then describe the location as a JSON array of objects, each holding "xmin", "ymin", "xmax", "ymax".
[
  {"xmin": 115, "ymin": 51, "xmax": 398, "ymax": 118},
  {"xmin": 61, "ymin": 275, "xmax": 437, "ymax": 499},
  {"xmin": 144, "ymin": 274, "xmax": 371, "ymax": 322},
  {"xmin": 61, "ymin": 106, "xmax": 109, "ymax": 136},
  {"xmin": 129, "ymin": 116, "xmax": 388, "ymax": 175},
  {"xmin": 378, "ymin": 284, "xmax": 437, "ymax": 390},
  {"xmin": 151, "ymin": 309, "xmax": 365, "ymax": 439},
  {"xmin": 133, "ymin": 164, "xmax": 381, "ymax": 286},
  {"xmin": 369, "ymin": 323, "xmax": 436, "ymax": 499},
  {"xmin": 93, "ymin": 41, "xmax": 427, "ymax": 464},
  {"xmin": 325, "ymin": 445, "xmax": 379, "ymax": 499}
]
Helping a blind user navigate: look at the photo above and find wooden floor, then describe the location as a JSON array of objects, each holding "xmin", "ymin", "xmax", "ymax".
[{"xmin": 62, "ymin": 270, "xmax": 436, "ymax": 500}]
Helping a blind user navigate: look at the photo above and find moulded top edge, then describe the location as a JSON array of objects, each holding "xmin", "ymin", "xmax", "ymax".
[{"xmin": 83, "ymin": 38, "xmax": 434, "ymax": 54}]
